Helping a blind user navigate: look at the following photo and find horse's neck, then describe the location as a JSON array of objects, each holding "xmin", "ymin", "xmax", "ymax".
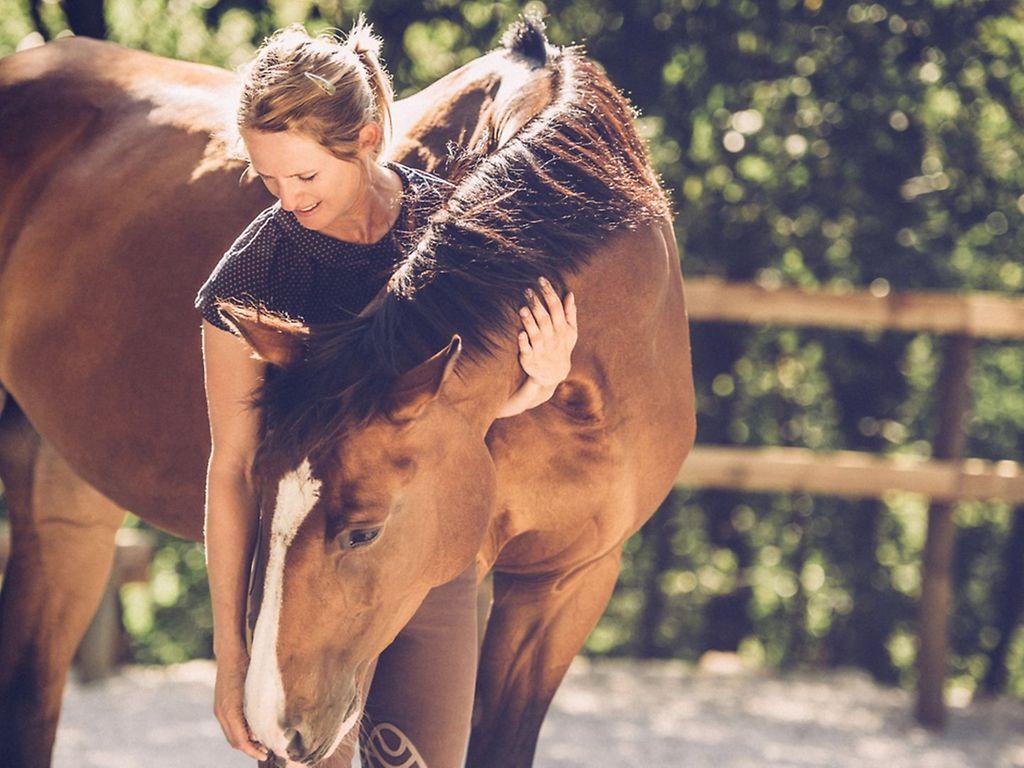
[
  {"xmin": 389, "ymin": 50, "xmax": 551, "ymax": 174},
  {"xmin": 390, "ymin": 57, "xmax": 500, "ymax": 169}
]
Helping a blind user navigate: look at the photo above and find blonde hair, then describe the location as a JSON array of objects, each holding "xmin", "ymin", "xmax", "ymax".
[{"xmin": 228, "ymin": 14, "xmax": 393, "ymax": 168}]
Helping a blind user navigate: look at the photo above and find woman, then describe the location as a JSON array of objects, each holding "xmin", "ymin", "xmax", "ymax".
[{"xmin": 194, "ymin": 18, "xmax": 577, "ymax": 767}]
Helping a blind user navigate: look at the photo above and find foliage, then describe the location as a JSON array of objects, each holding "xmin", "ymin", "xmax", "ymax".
[{"xmin": 1, "ymin": 0, "xmax": 1022, "ymax": 701}]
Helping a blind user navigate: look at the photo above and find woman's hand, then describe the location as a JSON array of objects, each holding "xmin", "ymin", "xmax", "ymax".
[
  {"xmin": 214, "ymin": 649, "xmax": 270, "ymax": 762},
  {"xmin": 495, "ymin": 277, "xmax": 578, "ymax": 419},
  {"xmin": 517, "ymin": 276, "xmax": 577, "ymax": 387}
]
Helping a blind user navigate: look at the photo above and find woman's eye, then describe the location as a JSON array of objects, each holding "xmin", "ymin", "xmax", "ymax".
[
  {"xmin": 300, "ymin": 174, "xmax": 317, "ymax": 182},
  {"xmin": 346, "ymin": 527, "xmax": 382, "ymax": 549}
]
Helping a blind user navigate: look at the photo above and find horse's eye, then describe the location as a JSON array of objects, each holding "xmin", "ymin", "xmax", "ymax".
[{"xmin": 345, "ymin": 527, "xmax": 382, "ymax": 549}]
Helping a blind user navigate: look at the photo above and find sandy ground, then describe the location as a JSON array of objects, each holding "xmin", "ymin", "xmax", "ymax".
[{"xmin": 54, "ymin": 657, "xmax": 1024, "ymax": 768}]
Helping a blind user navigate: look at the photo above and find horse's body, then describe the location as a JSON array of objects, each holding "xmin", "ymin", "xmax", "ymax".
[{"xmin": 0, "ymin": 22, "xmax": 694, "ymax": 768}]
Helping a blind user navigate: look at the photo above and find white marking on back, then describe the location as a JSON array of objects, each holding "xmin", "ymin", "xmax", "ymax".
[{"xmin": 244, "ymin": 457, "xmax": 321, "ymax": 757}]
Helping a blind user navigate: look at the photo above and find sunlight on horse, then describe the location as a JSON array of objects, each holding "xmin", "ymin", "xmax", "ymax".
[{"xmin": 0, "ymin": 17, "xmax": 694, "ymax": 768}]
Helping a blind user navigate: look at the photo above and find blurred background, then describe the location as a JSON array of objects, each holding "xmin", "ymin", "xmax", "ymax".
[{"xmin": 1, "ymin": 0, "xmax": 1022, "ymax": 711}]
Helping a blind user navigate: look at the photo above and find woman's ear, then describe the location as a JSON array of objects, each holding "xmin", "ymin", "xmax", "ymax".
[{"xmin": 357, "ymin": 121, "xmax": 382, "ymax": 155}]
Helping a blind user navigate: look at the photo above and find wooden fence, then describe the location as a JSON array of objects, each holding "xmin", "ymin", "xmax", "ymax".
[{"xmin": 676, "ymin": 277, "xmax": 1024, "ymax": 729}]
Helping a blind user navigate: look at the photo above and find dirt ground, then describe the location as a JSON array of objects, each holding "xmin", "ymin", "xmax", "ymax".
[{"xmin": 54, "ymin": 657, "xmax": 1024, "ymax": 767}]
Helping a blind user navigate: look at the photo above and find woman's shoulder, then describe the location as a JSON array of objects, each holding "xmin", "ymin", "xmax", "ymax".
[{"xmin": 194, "ymin": 202, "xmax": 299, "ymax": 333}]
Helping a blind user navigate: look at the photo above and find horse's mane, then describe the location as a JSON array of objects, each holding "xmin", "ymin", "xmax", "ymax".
[{"xmin": 245, "ymin": 15, "xmax": 670, "ymax": 462}]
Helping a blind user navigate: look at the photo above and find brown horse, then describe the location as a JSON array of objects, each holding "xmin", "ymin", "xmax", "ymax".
[{"xmin": 0, "ymin": 17, "xmax": 694, "ymax": 768}]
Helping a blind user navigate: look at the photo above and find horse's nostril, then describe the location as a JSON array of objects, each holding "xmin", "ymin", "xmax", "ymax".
[{"xmin": 284, "ymin": 727, "xmax": 305, "ymax": 759}]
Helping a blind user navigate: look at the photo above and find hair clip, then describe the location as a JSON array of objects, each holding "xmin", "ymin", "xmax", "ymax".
[{"xmin": 303, "ymin": 71, "xmax": 336, "ymax": 95}]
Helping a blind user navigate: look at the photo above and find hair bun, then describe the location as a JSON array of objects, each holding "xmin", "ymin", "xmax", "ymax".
[
  {"xmin": 347, "ymin": 13, "xmax": 383, "ymax": 59},
  {"xmin": 233, "ymin": 15, "xmax": 394, "ymax": 160}
]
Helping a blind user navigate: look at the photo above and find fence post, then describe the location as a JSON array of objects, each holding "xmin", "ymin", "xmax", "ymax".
[
  {"xmin": 72, "ymin": 528, "xmax": 154, "ymax": 682},
  {"xmin": 74, "ymin": 571, "xmax": 122, "ymax": 682},
  {"xmin": 915, "ymin": 334, "xmax": 974, "ymax": 729}
]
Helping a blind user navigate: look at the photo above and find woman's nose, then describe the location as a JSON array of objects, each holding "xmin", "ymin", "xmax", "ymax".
[
  {"xmin": 271, "ymin": 180, "xmax": 304, "ymax": 210},
  {"xmin": 277, "ymin": 189, "xmax": 299, "ymax": 211}
]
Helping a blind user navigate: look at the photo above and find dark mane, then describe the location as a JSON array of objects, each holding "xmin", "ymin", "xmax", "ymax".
[{"xmin": 251, "ymin": 18, "xmax": 670, "ymax": 462}]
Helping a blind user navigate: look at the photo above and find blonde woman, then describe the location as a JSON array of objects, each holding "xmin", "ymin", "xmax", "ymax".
[{"xmin": 195, "ymin": 17, "xmax": 577, "ymax": 767}]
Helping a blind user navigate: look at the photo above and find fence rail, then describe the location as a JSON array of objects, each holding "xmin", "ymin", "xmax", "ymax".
[
  {"xmin": 679, "ymin": 446, "xmax": 1024, "ymax": 503},
  {"xmin": 685, "ymin": 277, "xmax": 1024, "ymax": 338},
  {"xmin": 678, "ymin": 277, "xmax": 1022, "ymax": 729}
]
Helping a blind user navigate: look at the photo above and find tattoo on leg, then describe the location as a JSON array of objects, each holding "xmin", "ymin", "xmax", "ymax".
[{"xmin": 359, "ymin": 720, "xmax": 428, "ymax": 768}]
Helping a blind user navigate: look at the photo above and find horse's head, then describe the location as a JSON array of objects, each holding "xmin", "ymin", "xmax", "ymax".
[{"xmin": 224, "ymin": 311, "xmax": 499, "ymax": 764}]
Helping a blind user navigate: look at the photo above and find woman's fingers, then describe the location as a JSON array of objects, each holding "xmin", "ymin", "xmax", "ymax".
[
  {"xmin": 525, "ymin": 287, "xmax": 553, "ymax": 333},
  {"xmin": 237, "ymin": 737, "xmax": 268, "ymax": 760},
  {"xmin": 214, "ymin": 657, "xmax": 269, "ymax": 761},
  {"xmin": 521, "ymin": 279, "xmax": 576, "ymax": 357},
  {"xmin": 217, "ymin": 707, "xmax": 267, "ymax": 760},
  {"xmin": 537, "ymin": 277, "xmax": 567, "ymax": 328},
  {"xmin": 242, "ymin": 716, "xmax": 269, "ymax": 760},
  {"xmin": 235, "ymin": 714, "xmax": 268, "ymax": 760},
  {"xmin": 518, "ymin": 330, "xmax": 532, "ymax": 355},
  {"xmin": 519, "ymin": 304, "xmax": 541, "ymax": 340}
]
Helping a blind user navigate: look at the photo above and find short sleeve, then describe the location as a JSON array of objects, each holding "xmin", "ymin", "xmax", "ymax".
[{"xmin": 194, "ymin": 206, "xmax": 312, "ymax": 335}]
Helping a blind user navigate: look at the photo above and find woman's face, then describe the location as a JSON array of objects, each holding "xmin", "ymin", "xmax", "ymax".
[{"xmin": 241, "ymin": 126, "xmax": 377, "ymax": 231}]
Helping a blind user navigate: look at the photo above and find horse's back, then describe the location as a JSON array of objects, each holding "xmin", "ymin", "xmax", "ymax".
[
  {"xmin": 0, "ymin": 39, "xmax": 267, "ymax": 538},
  {"xmin": 0, "ymin": 37, "xmax": 238, "ymax": 178},
  {"xmin": 0, "ymin": 36, "xmax": 237, "ymax": 109},
  {"xmin": 0, "ymin": 38, "xmax": 249, "ymax": 277}
]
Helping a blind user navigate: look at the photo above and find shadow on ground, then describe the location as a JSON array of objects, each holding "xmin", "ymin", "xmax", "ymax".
[{"xmin": 55, "ymin": 658, "xmax": 1024, "ymax": 768}]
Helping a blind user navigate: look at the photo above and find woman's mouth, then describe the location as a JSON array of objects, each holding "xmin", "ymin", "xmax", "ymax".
[{"xmin": 296, "ymin": 202, "xmax": 320, "ymax": 217}]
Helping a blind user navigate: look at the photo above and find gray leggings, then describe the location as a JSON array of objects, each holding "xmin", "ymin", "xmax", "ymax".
[{"xmin": 326, "ymin": 562, "xmax": 481, "ymax": 768}]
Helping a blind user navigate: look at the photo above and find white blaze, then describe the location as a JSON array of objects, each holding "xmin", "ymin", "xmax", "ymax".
[
  {"xmin": 323, "ymin": 704, "xmax": 362, "ymax": 762},
  {"xmin": 244, "ymin": 458, "xmax": 321, "ymax": 757}
]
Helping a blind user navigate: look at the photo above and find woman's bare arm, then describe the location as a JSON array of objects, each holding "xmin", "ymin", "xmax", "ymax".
[
  {"xmin": 200, "ymin": 319, "xmax": 270, "ymax": 761},
  {"xmin": 201, "ymin": 319, "xmax": 264, "ymax": 658}
]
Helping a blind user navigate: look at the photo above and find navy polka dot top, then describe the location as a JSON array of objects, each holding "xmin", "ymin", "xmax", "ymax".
[{"xmin": 194, "ymin": 161, "xmax": 451, "ymax": 334}]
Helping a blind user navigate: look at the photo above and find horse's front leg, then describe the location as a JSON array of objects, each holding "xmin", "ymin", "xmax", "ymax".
[{"xmin": 467, "ymin": 548, "xmax": 622, "ymax": 768}]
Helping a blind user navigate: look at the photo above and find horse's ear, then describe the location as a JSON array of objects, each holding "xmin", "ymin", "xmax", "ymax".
[
  {"xmin": 387, "ymin": 335, "xmax": 462, "ymax": 422},
  {"xmin": 216, "ymin": 301, "xmax": 308, "ymax": 369}
]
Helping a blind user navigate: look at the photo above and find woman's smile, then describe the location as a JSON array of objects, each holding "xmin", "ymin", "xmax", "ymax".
[{"xmin": 242, "ymin": 127, "xmax": 403, "ymax": 240}]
